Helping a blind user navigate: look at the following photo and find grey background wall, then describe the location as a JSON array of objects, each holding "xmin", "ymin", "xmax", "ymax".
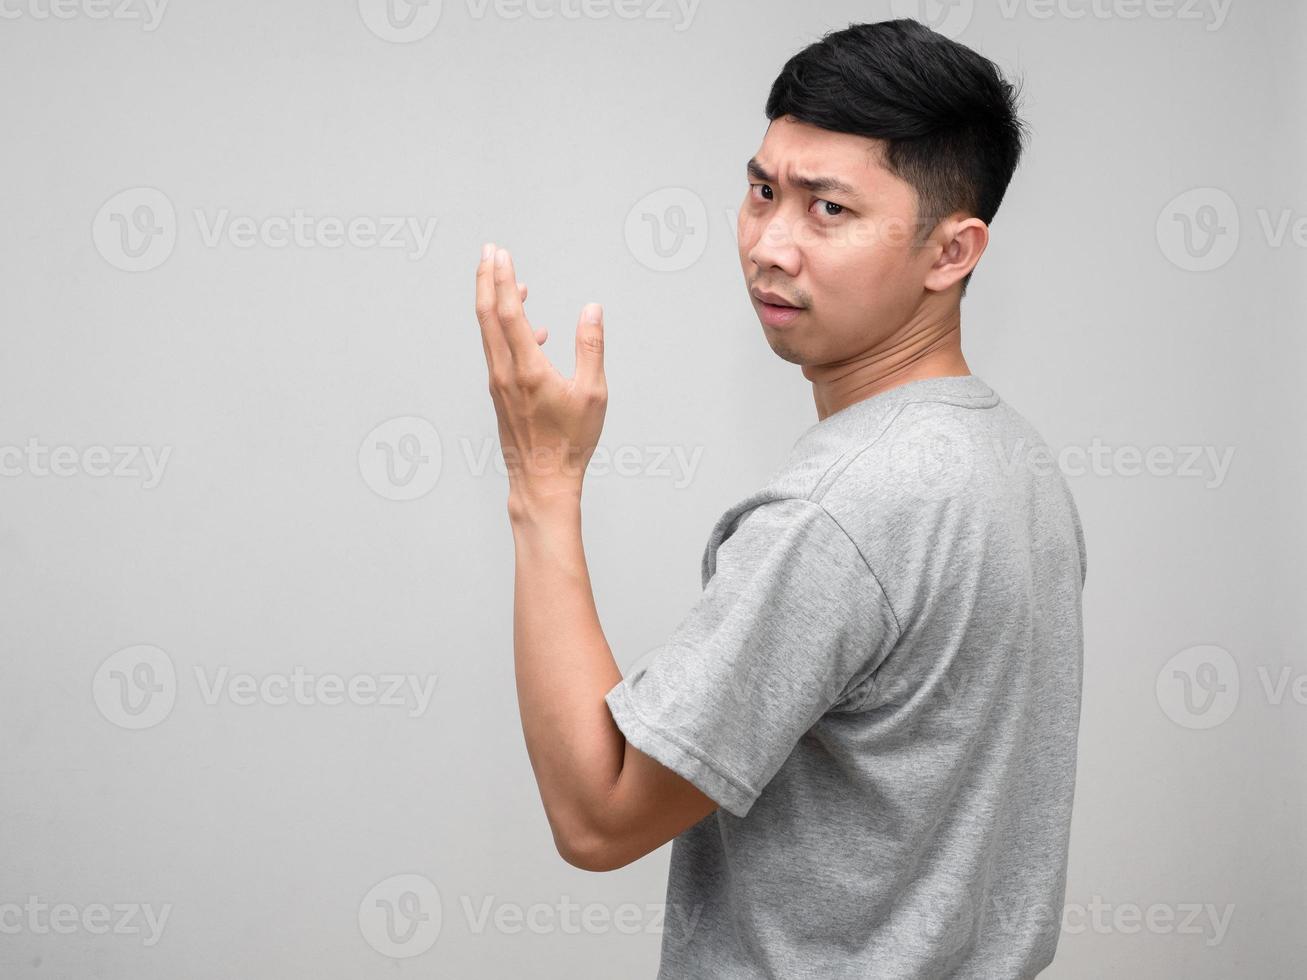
[{"xmin": 1, "ymin": 0, "xmax": 1302, "ymax": 977}]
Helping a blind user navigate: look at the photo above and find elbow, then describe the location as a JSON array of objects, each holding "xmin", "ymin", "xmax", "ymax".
[
  {"xmin": 560, "ymin": 843, "xmax": 612, "ymax": 873},
  {"xmin": 556, "ymin": 827, "xmax": 618, "ymax": 873},
  {"xmin": 560, "ymin": 833, "xmax": 645, "ymax": 872},
  {"xmin": 554, "ymin": 817, "xmax": 623, "ymax": 873}
]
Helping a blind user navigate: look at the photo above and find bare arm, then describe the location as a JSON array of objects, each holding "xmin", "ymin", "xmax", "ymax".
[
  {"xmin": 507, "ymin": 492, "xmax": 625, "ymax": 863},
  {"xmin": 476, "ymin": 243, "xmax": 718, "ymax": 871}
]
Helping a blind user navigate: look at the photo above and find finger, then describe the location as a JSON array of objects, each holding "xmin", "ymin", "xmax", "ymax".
[
  {"xmin": 574, "ymin": 303, "xmax": 605, "ymax": 390},
  {"xmin": 475, "ymin": 242, "xmax": 510, "ymax": 369},
  {"xmin": 534, "ymin": 326, "xmax": 548, "ymax": 345},
  {"xmin": 518, "ymin": 282, "xmax": 528, "ymax": 303},
  {"xmin": 492, "ymin": 247, "xmax": 539, "ymax": 362}
]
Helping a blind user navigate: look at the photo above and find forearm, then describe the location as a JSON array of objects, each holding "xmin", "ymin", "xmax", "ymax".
[{"xmin": 508, "ymin": 491, "xmax": 625, "ymax": 858}]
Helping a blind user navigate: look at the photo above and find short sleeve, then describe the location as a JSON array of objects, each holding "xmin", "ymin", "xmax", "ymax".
[{"xmin": 603, "ymin": 497, "xmax": 901, "ymax": 818}]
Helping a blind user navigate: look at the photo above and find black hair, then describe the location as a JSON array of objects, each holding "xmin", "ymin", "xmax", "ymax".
[{"xmin": 764, "ymin": 19, "xmax": 1029, "ymax": 294}]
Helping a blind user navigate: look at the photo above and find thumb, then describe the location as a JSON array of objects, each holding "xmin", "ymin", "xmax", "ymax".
[{"xmin": 574, "ymin": 302, "xmax": 605, "ymax": 390}]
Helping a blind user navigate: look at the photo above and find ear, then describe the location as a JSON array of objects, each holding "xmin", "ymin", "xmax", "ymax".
[{"xmin": 923, "ymin": 216, "xmax": 989, "ymax": 293}]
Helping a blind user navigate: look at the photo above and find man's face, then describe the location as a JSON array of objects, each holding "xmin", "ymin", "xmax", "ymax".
[{"xmin": 737, "ymin": 115, "xmax": 940, "ymax": 366}]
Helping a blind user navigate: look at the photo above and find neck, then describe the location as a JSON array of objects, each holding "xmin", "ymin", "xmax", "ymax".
[{"xmin": 804, "ymin": 311, "xmax": 971, "ymax": 421}]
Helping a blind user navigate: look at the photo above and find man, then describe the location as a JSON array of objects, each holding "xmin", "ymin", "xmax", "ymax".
[{"xmin": 474, "ymin": 18, "xmax": 1086, "ymax": 979}]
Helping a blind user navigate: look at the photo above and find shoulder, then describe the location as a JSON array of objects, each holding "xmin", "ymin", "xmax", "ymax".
[{"xmin": 699, "ymin": 492, "xmax": 868, "ymax": 584}]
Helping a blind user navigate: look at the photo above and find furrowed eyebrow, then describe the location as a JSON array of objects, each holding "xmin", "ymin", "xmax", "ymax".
[{"xmin": 746, "ymin": 157, "xmax": 861, "ymax": 201}]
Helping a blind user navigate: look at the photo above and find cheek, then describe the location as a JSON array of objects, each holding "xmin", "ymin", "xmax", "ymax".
[
  {"xmin": 813, "ymin": 236, "xmax": 890, "ymax": 296},
  {"xmin": 854, "ymin": 230, "xmax": 918, "ymax": 293},
  {"xmin": 737, "ymin": 211, "xmax": 760, "ymax": 255},
  {"xmin": 867, "ymin": 213, "xmax": 923, "ymax": 269},
  {"xmin": 735, "ymin": 193, "xmax": 754, "ymax": 244},
  {"xmin": 811, "ymin": 239, "xmax": 910, "ymax": 320}
]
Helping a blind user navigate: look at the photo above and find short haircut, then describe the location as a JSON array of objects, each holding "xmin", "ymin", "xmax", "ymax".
[{"xmin": 764, "ymin": 19, "xmax": 1029, "ymax": 294}]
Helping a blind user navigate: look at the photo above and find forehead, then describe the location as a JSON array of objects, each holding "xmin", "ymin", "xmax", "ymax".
[{"xmin": 750, "ymin": 116, "xmax": 903, "ymax": 205}]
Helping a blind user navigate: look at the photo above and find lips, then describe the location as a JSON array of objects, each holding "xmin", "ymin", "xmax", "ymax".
[
  {"xmin": 756, "ymin": 300, "xmax": 804, "ymax": 328},
  {"xmin": 751, "ymin": 288, "xmax": 803, "ymax": 309}
]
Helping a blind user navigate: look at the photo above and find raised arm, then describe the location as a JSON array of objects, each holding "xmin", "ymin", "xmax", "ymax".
[{"xmin": 474, "ymin": 243, "xmax": 717, "ymax": 870}]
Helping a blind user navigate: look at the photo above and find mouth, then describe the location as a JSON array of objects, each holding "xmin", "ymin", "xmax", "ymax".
[
  {"xmin": 752, "ymin": 290, "xmax": 799, "ymax": 327},
  {"xmin": 750, "ymin": 287, "xmax": 804, "ymax": 309}
]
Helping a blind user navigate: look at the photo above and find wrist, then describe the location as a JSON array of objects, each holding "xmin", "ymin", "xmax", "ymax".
[{"xmin": 508, "ymin": 485, "xmax": 583, "ymax": 526}]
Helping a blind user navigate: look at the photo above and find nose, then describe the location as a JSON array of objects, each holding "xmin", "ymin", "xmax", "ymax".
[{"xmin": 745, "ymin": 209, "xmax": 801, "ymax": 278}]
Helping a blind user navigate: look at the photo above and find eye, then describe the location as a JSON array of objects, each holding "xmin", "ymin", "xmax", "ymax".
[{"xmin": 748, "ymin": 183, "xmax": 846, "ymax": 218}]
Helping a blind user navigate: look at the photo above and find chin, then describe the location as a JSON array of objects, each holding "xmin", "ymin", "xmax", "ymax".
[{"xmin": 765, "ymin": 336, "xmax": 806, "ymax": 365}]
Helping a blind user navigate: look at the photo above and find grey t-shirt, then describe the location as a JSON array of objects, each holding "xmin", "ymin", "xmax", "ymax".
[{"xmin": 604, "ymin": 374, "xmax": 1087, "ymax": 979}]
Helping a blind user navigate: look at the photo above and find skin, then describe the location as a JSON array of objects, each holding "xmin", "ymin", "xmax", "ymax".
[
  {"xmin": 475, "ymin": 243, "xmax": 718, "ymax": 873},
  {"xmin": 474, "ymin": 115, "xmax": 994, "ymax": 871},
  {"xmin": 740, "ymin": 114, "xmax": 989, "ymax": 419}
]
